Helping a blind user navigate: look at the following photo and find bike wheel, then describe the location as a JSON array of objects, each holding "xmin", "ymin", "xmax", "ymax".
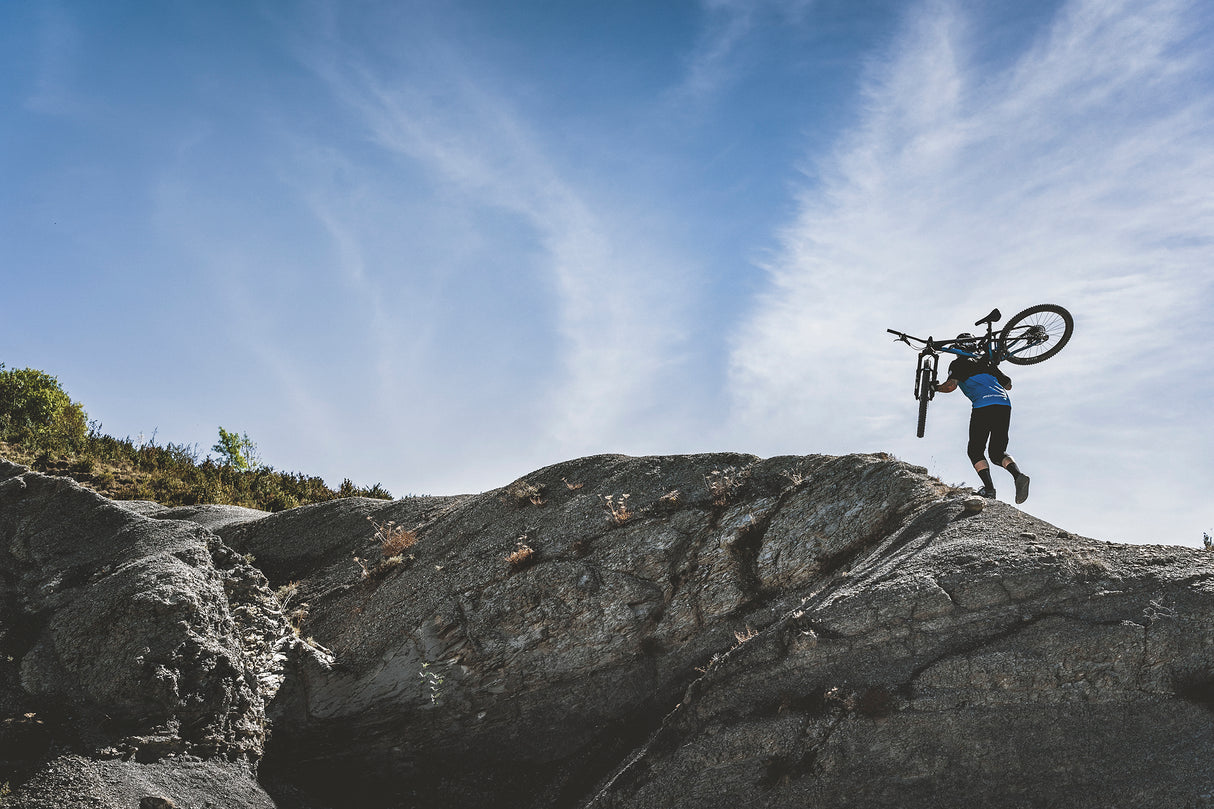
[
  {"xmin": 998, "ymin": 304, "xmax": 1073, "ymax": 365},
  {"xmin": 916, "ymin": 367, "xmax": 932, "ymax": 438}
]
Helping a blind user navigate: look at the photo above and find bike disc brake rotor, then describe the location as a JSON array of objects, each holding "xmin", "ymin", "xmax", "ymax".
[{"xmin": 1025, "ymin": 325, "xmax": 1049, "ymax": 345}]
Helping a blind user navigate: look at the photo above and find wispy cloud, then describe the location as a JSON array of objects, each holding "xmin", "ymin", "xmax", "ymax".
[
  {"xmin": 675, "ymin": 0, "xmax": 814, "ymax": 103},
  {"xmin": 287, "ymin": 13, "xmax": 695, "ymax": 462},
  {"xmin": 729, "ymin": 0, "xmax": 1214, "ymax": 541}
]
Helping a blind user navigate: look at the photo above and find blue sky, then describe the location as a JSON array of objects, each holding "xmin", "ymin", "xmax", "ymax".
[{"xmin": 2, "ymin": 0, "xmax": 1211, "ymax": 547}]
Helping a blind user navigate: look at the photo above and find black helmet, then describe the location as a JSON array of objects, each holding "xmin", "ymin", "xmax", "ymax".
[{"xmin": 954, "ymin": 332, "xmax": 978, "ymax": 351}]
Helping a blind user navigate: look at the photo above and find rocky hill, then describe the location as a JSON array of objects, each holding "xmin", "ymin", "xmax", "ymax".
[{"xmin": 2, "ymin": 452, "xmax": 1212, "ymax": 808}]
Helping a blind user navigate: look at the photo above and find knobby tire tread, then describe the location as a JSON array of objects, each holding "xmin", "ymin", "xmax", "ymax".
[
  {"xmin": 916, "ymin": 367, "xmax": 932, "ymax": 438},
  {"xmin": 999, "ymin": 303, "xmax": 1073, "ymax": 365}
]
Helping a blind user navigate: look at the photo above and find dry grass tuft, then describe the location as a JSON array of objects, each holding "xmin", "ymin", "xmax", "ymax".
[
  {"xmin": 354, "ymin": 516, "xmax": 419, "ymax": 580},
  {"xmin": 781, "ymin": 469, "xmax": 807, "ymax": 486},
  {"xmin": 506, "ymin": 542, "xmax": 536, "ymax": 570},
  {"xmin": 368, "ymin": 516, "xmax": 418, "ymax": 556},
  {"xmin": 705, "ymin": 467, "xmax": 747, "ymax": 506},
  {"xmin": 274, "ymin": 581, "xmax": 311, "ymax": 635},
  {"xmin": 733, "ymin": 625, "xmax": 759, "ymax": 646},
  {"xmin": 602, "ymin": 494, "xmax": 632, "ymax": 525},
  {"xmin": 506, "ymin": 479, "xmax": 546, "ymax": 507}
]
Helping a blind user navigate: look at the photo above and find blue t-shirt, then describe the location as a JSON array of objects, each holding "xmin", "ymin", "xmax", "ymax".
[{"xmin": 948, "ymin": 358, "xmax": 1011, "ymax": 409}]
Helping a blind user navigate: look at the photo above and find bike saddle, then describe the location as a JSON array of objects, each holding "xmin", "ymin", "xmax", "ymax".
[{"xmin": 974, "ymin": 308, "xmax": 1001, "ymax": 327}]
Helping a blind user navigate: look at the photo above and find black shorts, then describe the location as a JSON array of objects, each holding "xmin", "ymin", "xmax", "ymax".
[{"xmin": 968, "ymin": 405, "xmax": 1011, "ymax": 465}]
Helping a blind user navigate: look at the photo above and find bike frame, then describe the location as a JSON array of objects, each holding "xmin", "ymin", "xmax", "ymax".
[
  {"xmin": 888, "ymin": 304, "xmax": 1072, "ymax": 438},
  {"xmin": 888, "ymin": 308, "xmax": 1007, "ymax": 399}
]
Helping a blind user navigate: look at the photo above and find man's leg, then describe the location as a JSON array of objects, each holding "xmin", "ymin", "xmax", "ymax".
[
  {"xmin": 1001, "ymin": 456, "xmax": 1030, "ymax": 504},
  {"xmin": 988, "ymin": 406, "xmax": 1030, "ymax": 504},
  {"xmin": 968, "ymin": 409, "xmax": 997, "ymax": 497},
  {"xmin": 974, "ymin": 460, "xmax": 996, "ymax": 497}
]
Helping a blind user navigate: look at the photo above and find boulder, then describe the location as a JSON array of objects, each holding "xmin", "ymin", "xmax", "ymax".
[
  {"xmin": 3, "ymin": 451, "xmax": 1212, "ymax": 809},
  {"xmin": 0, "ymin": 460, "xmax": 291, "ymax": 806},
  {"xmin": 244, "ymin": 453, "xmax": 941, "ymax": 806},
  {"xmin": 585, "ymin": 502, "xmax": 1214, "ymax": 809}
]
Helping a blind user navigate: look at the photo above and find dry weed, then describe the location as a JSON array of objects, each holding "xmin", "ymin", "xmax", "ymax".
[
  {"xmin": 602, "ymin": 494, "xmax": 632, "ymax": 525},
  {"xmin": 705, "ymin": 467, "xmax": 747, "ymax": 506},
  {"xmin": 506, "ymin": 542, "xmax": 536, "ymax": 569},
  {"xmin": 506, "ymin": 480, "xmax": 546, "ymax": 506},
  {"xmin": 368, "ymin": 516, "xmax": 418, "ymax": 556},
  {"xmin": 733, "ymin": 625, "xmax": 759, "ymax": 646}
]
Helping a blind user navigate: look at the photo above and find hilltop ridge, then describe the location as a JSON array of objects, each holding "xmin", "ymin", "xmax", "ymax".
[{"xmin": 2, "ymin": 451, "xmax": 1212, "ymax": 808}]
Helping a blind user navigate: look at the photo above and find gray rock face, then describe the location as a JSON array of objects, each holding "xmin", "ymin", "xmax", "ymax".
[
  {"xmin": 2, "ymin": 451, "xmax": 1213, "ymax": 809},
  {"xmin": 0, "ymin": 460, "xmax": 288, "ymax": 806},
  {"xmin": 585, "ymin": 503, "xmax": 1214, "ymax": 809}
]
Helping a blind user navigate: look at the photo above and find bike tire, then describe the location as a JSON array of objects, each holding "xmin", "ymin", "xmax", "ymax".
[
  {"xmin": 916, "ymin": 367, "xmax": 932, "ymax": 438},
  {"xmin": 998, "ymin": 303, "xmax": 1073, "ymax": 365}
]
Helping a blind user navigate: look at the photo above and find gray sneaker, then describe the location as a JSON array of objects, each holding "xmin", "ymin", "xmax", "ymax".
[
  {"xmin": 976, "ymin": 486, "xmax": 997, "ymax": 499},
  {"xmin": 1015, "ymin": 474, "xmax": 1030, "ymax": 504}
]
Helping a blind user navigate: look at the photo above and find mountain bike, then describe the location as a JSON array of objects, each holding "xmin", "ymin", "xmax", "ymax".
[{"xmin": 887, "ymin": 304, "xmax": 1073, "ymax": 437}]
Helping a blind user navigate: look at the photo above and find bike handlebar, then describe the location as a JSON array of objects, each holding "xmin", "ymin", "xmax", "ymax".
[
  {"xmin": 888, "ymin": 329, "xmax": 927, "ymax": 347},
  {"xmin": 888, "ymin": 329, "xmax": 970, "ymax": 352}
]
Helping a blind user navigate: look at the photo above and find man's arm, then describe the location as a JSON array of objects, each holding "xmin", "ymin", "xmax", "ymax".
[{"xmin": 935, "ymin": 378, "xmax": 959, "ymax": 393}]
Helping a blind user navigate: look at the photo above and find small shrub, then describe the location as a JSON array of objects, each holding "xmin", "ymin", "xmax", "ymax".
[
  {"xmin": 384, "ymin": 553, "xmax": 412, "ymax": 570},
  {"xmin": 339, "ymin": 478, "xmax": 393, "ymax": 499},
  {"xmin": 656, "ymin": 489, "xmax": 681, "ymax": 513},
  {"xmin": 506, "ymin": 479, "xmax": 546, "ymax": 507},
  {"xmin": 354, "ymin": 553, "xmax": 411, "ymax": 580},
  {"xmin": 420, "ymin": 662, "xmax": 445, "ymax": 704},
  {"xmin": 602, "ymin": 494, "xmax": 632, "ymax": 525},
  {"xmin": 265, "ymin": 492, "xmax": 301, "ymax": 512},
  {"xmin": 506, "ymin": 542, "xmax": 535, "ymax": 570},
  {"xmin": 364, "ymin": 482, "xmax": 392, "ymax": 499},
  {"xmin": 705, "ymin": 467, "xmax": 747, "ymax": 506},
  {"xmin": 0, "ymin": 364, "xmax": 88, "ymax": 454},
  {"xmin": 286, "ymin": 604, "xmax": 310, "ymax": 636},
  {"xmin": 275, "ymin": 581, "xmax": 301, "ymax": 609},
  {"xmin": 211, "ymin": 426, "xmax": 261, "ymax": 471},
  {"xmin": 355, "ymin": 518, "xmax": 419, "ymax": 580},
  {"xmin": 368, "ymin": 516, "xmax": 418, "ymax": 556}
]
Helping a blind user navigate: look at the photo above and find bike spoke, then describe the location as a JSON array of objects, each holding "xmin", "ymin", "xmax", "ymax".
[{"xmin": 1005, "ymin": 311, "xmax": 1067, "ymax": 358}]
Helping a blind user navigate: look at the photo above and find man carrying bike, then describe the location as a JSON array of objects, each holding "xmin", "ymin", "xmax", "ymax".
[{"xmin": 934, "ymin": 334, "xmax": 1031, "ymax": 504}]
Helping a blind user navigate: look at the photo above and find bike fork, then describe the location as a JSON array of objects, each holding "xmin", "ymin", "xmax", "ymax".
[{"xmin": 914, "ymin": 351, "xmax": 939, "ymax": 399}]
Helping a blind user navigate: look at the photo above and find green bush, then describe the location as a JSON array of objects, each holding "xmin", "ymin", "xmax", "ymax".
[
  {"xmin": 212, "ymin": 426, "xmax": 261, "ymax": 471},
  {"xmin": 0, "ymin": 364, "xmax": 88, "ymax": 454},
  {"xmin": 0, "ymin": 363, "xmax": 394, "ymax": 511}
]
